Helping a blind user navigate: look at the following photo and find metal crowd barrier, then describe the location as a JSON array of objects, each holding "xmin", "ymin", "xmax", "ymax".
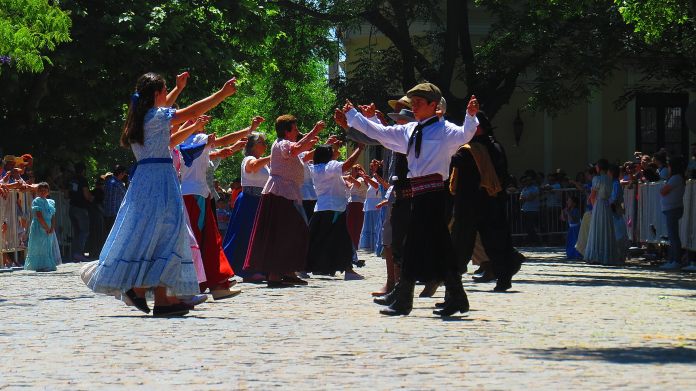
[
  {"xmin": 623, "ymin": 180, "xmax": 695, "ymax": 250},
  {"xmin": 636, "ymin": 182, "xmax": 668, "ymax": 243},
  {"xmin": 623, "ymin": 186, "xmax": 638, "ymax": 243},
  {"xmin": 506, "ymin": 188, "xmax": 587, "ymax": 239},
  {"xmin": 680, "ymin": 180, "xmax": 696, "ymax": 251},
  {"xmin": 50, "ymin": 190, "xmax": 72, "ymax": 257},
  {"xmin": 0, "ymin": 190, "xmax": 32, "ymax": 268}
]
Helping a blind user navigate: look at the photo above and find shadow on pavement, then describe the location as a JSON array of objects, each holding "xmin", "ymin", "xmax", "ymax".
[
  {"xmin": 40, "ymin": 295, "xmax": 93, "ymax": 301},
  {"xmin": 513, "ymin": 273, "xmax": 696, "ymax": 290},
  {"xmin": 521, "ymin": 346, "xmax": 696, "ymax": 364}
]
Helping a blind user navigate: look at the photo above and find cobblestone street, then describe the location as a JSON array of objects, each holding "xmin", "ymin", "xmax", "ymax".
[{"xmin": 1, "ymin": 247, "xmax": 695, "ymax": 390}]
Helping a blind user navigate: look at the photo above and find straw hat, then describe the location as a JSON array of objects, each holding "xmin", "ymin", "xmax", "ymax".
[{"xmin": 387, "ymin": 95, "xmax": 412, "ymax": 110}]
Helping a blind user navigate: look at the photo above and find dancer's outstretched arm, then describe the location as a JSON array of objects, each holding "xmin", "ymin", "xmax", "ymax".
[
  {"xmin": 213, "ymin": 116, "xmax": 264, "ymax": 148},
  {"xmin": 290, "ymin": 121, "xmax": 324, "ymax": 156},
  {"xmin": 245, "ymin": 155, "xmax": 271, "ymax": 173},
  {"xmin": 341, "ymin": 144, "xmax": 364, "ymax": 172},
  {"xmin": 173, "ymin": 77, "xmax": 237, "ymax": 126},
  {"xmin": 166, "ymin": 72, "xmax": 189, "ymax": 107},
  {"xmin": 169, "ymin": 115, "xmax": 209, "ymax": 148}
]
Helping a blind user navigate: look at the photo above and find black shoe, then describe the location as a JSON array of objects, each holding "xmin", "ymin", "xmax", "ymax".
[
  {"xmin": 125, "ymin": 289, "xmax": 150, "ymax": 314},
  {"xmin": 472, "ymin": 270, "xmax": 496, "ymax": 283},
  {"xmin": 380, "ymin": 305, "xmax": 412, "ymax": 316},
  {"xmin": 152, "ymin": 303, "xmax": 189, "ymax": 317},
  {"xmin": 472, "ymin": 266, "xmax": 485, "ymax": 275},
  {"xmin": 433, "ymin": 293, "xmax": 470, "ymax": 316},
  {"xmin": 434, "ymin": 301, "xmax": 447, "ymax": 308},
  {"xmin": 493, "ymin": 279, "xmax": 512, "ymax": 292},
  {"xmin": 267, "ymin": 280, "xmax": 293, "ymax": 288},
  {"xmin": 511, "ymin": 249, "xmax": 525, "ymax": 275},
  {"xmin": 419, "ymin": 280, "xmax": 442, "ymax": 298},
  {"xmin": 373, "ymin": 285, "xmax": 398, "ymax": 306},
  {"xmin": 379, "ymin": 279, "xmax": 414, "ymax": 316}
]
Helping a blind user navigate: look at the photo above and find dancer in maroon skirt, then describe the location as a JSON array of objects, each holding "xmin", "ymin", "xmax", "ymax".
[{"xmin": 243, "ymin": 115, "xmax": 324, "ymax": 287}]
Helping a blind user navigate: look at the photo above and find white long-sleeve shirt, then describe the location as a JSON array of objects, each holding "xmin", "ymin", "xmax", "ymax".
[{"xmin": 346, "ymin": 109, "xmax": 479, "ymax": 179}]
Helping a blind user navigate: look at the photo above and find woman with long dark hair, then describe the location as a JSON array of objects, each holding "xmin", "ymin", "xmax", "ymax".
[{"xmin": 84, "ymin": 72, "xmax": 237, "ymax": 317}]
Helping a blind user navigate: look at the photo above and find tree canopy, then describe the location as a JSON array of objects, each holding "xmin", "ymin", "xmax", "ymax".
[
  {"xmin": 0, "ymin": 0, "xmax": 71, "ymax": 74},
  {"xmin": 0, "ymin": 0, "xmax": 338, "ymax": 181}
]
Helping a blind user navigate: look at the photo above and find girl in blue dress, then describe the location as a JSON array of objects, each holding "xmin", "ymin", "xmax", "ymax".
[
  {"xmin": 84, "ymin": 72, "xmax": 238, "ymax": 317},
  {"xmin": 561, "ymin": 196, "xmax": 582, "ymax": 260},
  {"xmin": 24, "ymin": 182, "xmax": 57, "ymax": 272}
]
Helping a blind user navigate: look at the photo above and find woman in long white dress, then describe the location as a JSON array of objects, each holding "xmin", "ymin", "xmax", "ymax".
[{"xmin": 584, "ymin": 159, "xmax": 619, "ymax": 265}]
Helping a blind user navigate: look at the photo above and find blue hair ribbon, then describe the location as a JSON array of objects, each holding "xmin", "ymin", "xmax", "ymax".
[{"xmin": 131, "ymin": 92, "xmax": 140, "ymax": 104}]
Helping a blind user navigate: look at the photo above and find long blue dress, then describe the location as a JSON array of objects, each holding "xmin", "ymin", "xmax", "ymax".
[
  {"xmin": 85, "ymin": 107, "xmax": 199, "ymax": 296},
  {"xmin": 24, "ymin": 197, "xmax": 57, "ymax": 272},
  {"xmin": 584, "ymin": 174, "xmax": 619, "ymax": 265},
  {"xmin": 359, "ymin": 185, "xmax": 384, "ymax": 255},
  {"xmin": 565, "ymin": 207, "xmax": 582, "ymax": 260}
]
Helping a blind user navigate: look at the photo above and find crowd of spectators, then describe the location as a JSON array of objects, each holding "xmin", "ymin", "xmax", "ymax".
[{"xmin": 2, "ymin": 142, "xmax": 695, "ymax": 267}]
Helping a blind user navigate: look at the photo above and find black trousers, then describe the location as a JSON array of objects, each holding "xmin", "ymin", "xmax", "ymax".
[
  {"xmin": 452, "ymin": 192, "xmax": 517, "ymax": 282},
  {"xmin": 401, "ymin": 190, "xmax": 458, "ymax": 282},
  {"xmin": 389, "ymin": 197, "xmax": 411, "ymax": 267}
]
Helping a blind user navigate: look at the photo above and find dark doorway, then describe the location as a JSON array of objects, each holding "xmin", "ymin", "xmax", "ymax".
[{"xmin": 636, "ymin": 93, "xmax": 689, "ymax": 156}]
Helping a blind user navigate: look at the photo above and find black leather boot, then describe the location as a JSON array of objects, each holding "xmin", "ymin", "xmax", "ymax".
[
  {"xmin": 373, "ymin": 283, "xmax": 399, "ymax": 306},
  {"xmin": 434, "ymin": 289, "xmax": 450, "ymax": 308},
  {"xmin": 433, "ymin": 275, "xmax": 469, "ymax": 317},
  {"xmin": 380, "ymin": 279, "xmax": 415, "ymax": 316},
  {"xmin": 419, "ymin": 280, "xmax": 442, "ymax": 297}
]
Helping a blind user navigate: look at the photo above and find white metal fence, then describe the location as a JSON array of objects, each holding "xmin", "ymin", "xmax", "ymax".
[{"xmin": 627, "ymin": 180, "xmax": 696, "ymax": 250}]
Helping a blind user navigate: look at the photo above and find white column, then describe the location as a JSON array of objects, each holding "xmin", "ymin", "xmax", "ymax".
[
  {"xmin": 543, "ymin": 111, "xmax": 553, "ymax": 175},
  {"xmin": 626, "ymin": 70, "xmax": 637, "ymax": 156},
  {"xmin": 587, "ymin": 91, "xmax": 603, "ymax": 162}
]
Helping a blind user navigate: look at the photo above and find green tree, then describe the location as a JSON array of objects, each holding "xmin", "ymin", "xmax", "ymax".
[
  {"xmin": 0, "ymin": 0, "xmax": 71, "ymax": 74},
  {"xmin": 614, "ymin": 0, "xmax": 696, "ymax": 98},
  {"xmin": 0, "ymin": 0, "xmax": 338, "ymax": 182},
  {"xmin": 277, "ymin": 0, "xmax": 630, "ymax": 121},
  {"xmin": 616, "ymin": 0, "xmax": 694, "ymax": 42}
]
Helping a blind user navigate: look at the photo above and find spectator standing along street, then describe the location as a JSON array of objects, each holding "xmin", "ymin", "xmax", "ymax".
[
  {"xmin": 103, "ymin": 165, "xmax": 128, "ymax": 234},
  {"xmin": 68, "ymin": 162, "xmax": 93, "ymax": 262}
]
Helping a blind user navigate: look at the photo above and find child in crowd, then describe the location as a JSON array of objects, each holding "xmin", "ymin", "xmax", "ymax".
[
  {"xmin": 560, "ymin": 196, "xmax": 582, "ymax": 260},
  {"xmin": 24, "ymin": 182, "xmax": 58, "ymax": 272},
  {"xmin": 359, "ymin": 159, "xmax": 384, "ymax": 255},
  {"xmin": 216, "ymin": 195, "xmax": 231, "ymax": 239}
]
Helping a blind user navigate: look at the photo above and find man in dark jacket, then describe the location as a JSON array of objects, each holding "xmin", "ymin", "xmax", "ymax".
[{"xmin": 450, "ymin": 112, "xmax": 522, "ymax": 292}]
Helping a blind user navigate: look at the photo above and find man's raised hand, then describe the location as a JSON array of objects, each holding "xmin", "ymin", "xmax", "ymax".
[{"xmin": 467, "ymin": 95, "xmax": 479, "ymax": 116}]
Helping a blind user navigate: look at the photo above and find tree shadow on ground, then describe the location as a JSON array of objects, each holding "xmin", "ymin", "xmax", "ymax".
[
  {"xmin": 516, "ymin": 247, "xmax": 696, "ymax": 290},
  {"xmin": 513, "ymin": 272, "xmax": 696, "ymax": 291},
  {"xmin": 520, "ymin": 346, "xmax": 696, "ymax": 364}
]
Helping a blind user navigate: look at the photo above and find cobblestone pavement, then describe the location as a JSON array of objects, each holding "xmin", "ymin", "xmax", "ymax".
[{"xmin": 1, "ymin": 247, "xmax": 695, "ymax": 390}]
